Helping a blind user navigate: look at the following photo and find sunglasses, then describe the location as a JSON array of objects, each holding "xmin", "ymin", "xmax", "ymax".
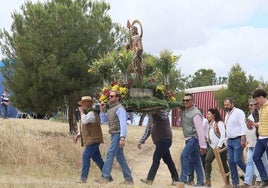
[{"xmin": 183, "ymin": 99, "xmax": 191, "ymax": 102}]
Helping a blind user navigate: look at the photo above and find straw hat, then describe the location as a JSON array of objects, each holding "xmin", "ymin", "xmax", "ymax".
[{"xmin": 77, "ymin": 96, "xmax": 93, "ymax": 105}]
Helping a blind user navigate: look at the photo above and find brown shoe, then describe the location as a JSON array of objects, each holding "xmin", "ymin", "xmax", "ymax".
[
  {"xmin": 141, "ymin": 178, "xmax": 153, "ymax": 185},
  {"xmin": 95, "ymin": 177, "xmax": 112, "ymax": 184},
  {"xmin": 255, "ymin": 180, "xmax": 268, "ymax": 188},
  {"xmin": 205, "ymin": 180, "xmax": 211, "ymax": 187},
  {"xmin": 243, "ymin": 183, "xmax": 250, "ymax": 188},
  {"xmin": 187, "ymin": 180, "xmax": 195, "ymax": 186},
  {"xmin": 255, "ymin": 181, "xmax": 261, "ymax": 186},
  {"xmin": 121, "ymin": 179, "xmax": 134, "ymax": 185},
  {"xmin": 75, "ymin": 180, "xmax": 86, "ymax": 183}
]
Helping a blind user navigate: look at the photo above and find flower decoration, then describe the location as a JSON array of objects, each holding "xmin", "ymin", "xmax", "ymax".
[
  {"xmin": 155, "ymin": 84, "xmax": 176, "ymax": 102},
  {"xmin": 98, "ymin": 81, "xmax": 128, "ymax": 103},
  {"xmin": 156, "ymin": 49, "xmax": 180, "ymax": 75},
  {"xmin": 99, "ymin": 87, "xmax": 110, "ymax": 103},
  {"xmin": 166, "ymin": 89, "xmax": 176, "ymax": 102}
]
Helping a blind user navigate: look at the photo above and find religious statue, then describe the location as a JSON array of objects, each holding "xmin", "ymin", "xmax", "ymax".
[{"xmin": 126, "ymin": 20, "xmax": 144, "ymax": 83}]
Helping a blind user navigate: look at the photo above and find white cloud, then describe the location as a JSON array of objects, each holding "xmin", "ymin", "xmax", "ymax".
[
  {"xmin": 1, "ymin": 0, "xmax": 268, "ymax": 81},
  {"xmin": 178, "ymin": 25, "xmax": 268, "ymax": 79}
]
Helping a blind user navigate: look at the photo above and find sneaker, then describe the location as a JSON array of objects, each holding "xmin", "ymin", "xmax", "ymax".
[
  {"xmin": 140, "ymin": 178, "xmax": 153, "ymax": 185},
  {"xmin": 187, "ymin": 180, "xmax": 195, "ymax": 186},
  {"xmin": 121, "ymin": 179, "xmax": 134, "ymax": 185},
  {"xmin": 94, "ymin": 177, "xmax": 112, "ymax": 184},
  {"xmin": 194, "ymin": 183, "xmax": 205, "ymax": 187},
  {"xmin": 172, "ymin": 180, "xmax": 180, "ymax": 185}
]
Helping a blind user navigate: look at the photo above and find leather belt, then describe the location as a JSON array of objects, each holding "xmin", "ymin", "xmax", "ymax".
[{"xmin": 228, "ymin": 136, "xmax": 241, "ymax": 140}]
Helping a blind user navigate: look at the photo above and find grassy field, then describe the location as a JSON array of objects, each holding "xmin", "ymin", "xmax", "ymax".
[{"xmin": 0, "ymin": 118, "xmax": 225, "ymax": 188}]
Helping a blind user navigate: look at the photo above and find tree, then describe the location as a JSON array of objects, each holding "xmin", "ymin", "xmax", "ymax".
[
  {"xmin": 186, "ymin": 68, "xmax": 216, "ymax": 88},
  {"xmin": 215, "ymin": 76, "xmax": 228, "ymax": 85},
  {"xmin": 215, "ymin": 64, "xmax": 259, "ymax": 113},
  {"xmin": 183, "ymin": 68, "xmax": 227, "ymax": 89},
  {"xmin": 0, "ymin": 0, "xmax": 124, "ymax": 133}
]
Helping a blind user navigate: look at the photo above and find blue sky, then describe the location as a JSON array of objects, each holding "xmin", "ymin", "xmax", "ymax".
[{"xmin": 1, "ymin": 0, "xmax": 268, "ymax": 81}]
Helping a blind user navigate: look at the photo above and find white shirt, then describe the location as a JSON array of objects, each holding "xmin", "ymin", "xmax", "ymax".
[
  {"xmin": 81, "ymin": 111, "xmax": 96, "ymax": 124},
  {"xmin": 203, "ymin": 118, "xmax": 209, "ymax": 140},
  {"xmin": 208, "ymin": 121, "xmax": 226, "ymax": 149},
  {"xmin": 225, "ymin": 107, "xmax": 247, "ymax": 139},
  {"xmin": 245, "ymin": 113, "xmax": 257, "ymax": 147}
]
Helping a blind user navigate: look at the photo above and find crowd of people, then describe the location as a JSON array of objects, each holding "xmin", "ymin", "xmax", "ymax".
[{"xmin": 73, "ymin": 88, "xmax": 268, "ymax": 188}]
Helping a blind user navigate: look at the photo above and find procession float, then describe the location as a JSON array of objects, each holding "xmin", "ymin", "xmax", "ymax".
[{"xmin": 89, "ymin": 20, "xmax": 182, "ymax": 112}]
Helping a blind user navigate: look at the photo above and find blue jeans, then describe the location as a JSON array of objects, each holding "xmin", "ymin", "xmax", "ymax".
[
  {"xmin": 81, "ymin": 143, "xmax": 104, "ymax": 182},
  {"xmin": 180, "ymin": 137, "xmax": 204, "ymax": 185},
  {"xmin": 244, "ymin": 147, "xmax": 259, "ymax": 185},
  {"xmin": 1, "ymin": 104, "xmax": 8, "ymax": 118},
  {"xmin": 253, "ymin": 138, "xmax": 268, "ymax": 181},
  {"xmin": 147, "ymin": 139, "xmax": 179, "ymax": 181},
  {"xmin": 188, "ymin": 142, "xmax": 208, "ymax": 182},
  {"xmin": 227, "ymin": 137, "xmax": 246, "ymax": 185},
  {"xmin": 102, "ymin": 133, "xmax": 133, "ymax": 181}
]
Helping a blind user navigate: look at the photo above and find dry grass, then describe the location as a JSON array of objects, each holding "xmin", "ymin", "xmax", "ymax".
[{"xmin": 0, "ymin": 118, "xmax": 224, "ymax": 188}]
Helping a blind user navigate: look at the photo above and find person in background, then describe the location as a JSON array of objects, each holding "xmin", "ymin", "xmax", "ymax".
[
  {"xmin": 201, "ymin": 111, "xmax": 209, "ymax": 169},
  {"xmin": 1, "ymin": 91, "xmax": 9, "ymax": 118},
  {"xmin": 95, "ymin": 90, "xmax": 134, "ymax": 185},
  {"xmin": 175, "ymin": 105, "xmax": 184, "ymax": 127},
  {"xmin": 138, "ymin": 110, "xmax": 180, "ymax": 186},
  {"xmin": 73, "ymin": 96, "xmax": 104, "ymax": 183},
  {"xmin": 224, "ymin": 97, "xmax": 247, "ymax": 188},
  {"xmin": 179, "ymin": 93, "xmax": 207, "ymax": 187},
  {"xmin": 205, "ymin": 108, "xmax": 230, "ymax": 187},
  {"xmin": 252, "ymin": 88, "xmax": 268, "ymax": 188},
  {"xmin": 243, "ymin": 99, "xmax": 261, "ymax": 187},
  {"xmin": 127, "ymin": 111, "xmax": 134, "ymax": 125}
]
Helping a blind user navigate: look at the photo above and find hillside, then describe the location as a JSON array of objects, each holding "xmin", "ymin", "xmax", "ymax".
[{"xmin": 0, "ymin": 118, "xmax": 225, "ymax": 188}]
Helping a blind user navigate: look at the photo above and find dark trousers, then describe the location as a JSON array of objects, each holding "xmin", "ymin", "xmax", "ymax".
[
  {"xmin": 147, "ymin": 139, "xmax": 179, "ymax": 181},
  {"xmin": 205, "ymin": 145, "xmax": 229, "ymax": 181}
]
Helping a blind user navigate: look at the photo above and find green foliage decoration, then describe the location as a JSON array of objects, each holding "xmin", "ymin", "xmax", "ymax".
[
  {"xmin": 156, "ymin": 49, "xmax": 180, "ymax": 75},
  {"xmin": 122, "ymin": 97, "xmax": 180, "ymax": 112},
  {"xmin": 115, "ymin": 48, "xmax": 134, "ymax": 75},
  {"xmin": 89, "ymin": 52, "xmax": 115, "ymax": 82}
]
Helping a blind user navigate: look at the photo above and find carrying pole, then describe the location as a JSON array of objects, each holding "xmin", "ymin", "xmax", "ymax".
[{"xmin": 213, "ymin": 147, "xmax": 230, "ymax": 184}]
